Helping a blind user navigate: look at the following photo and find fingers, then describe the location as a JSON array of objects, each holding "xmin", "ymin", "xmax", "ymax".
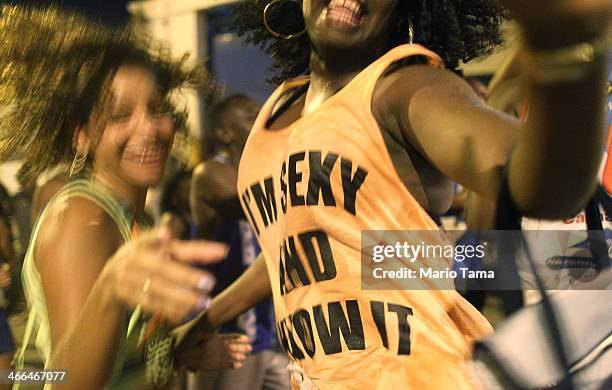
[
  {"xmin": 129, "ymin": 227, "xmax": 228, "ymax": 265},
  {"xmin": 177, "ymin": 333, "xmax": 253, "ymax": 371},
  {"xmin": 168, "ymin": 240, "xmax": 228, "ymax": 265},
  {"xmin": 222, "ymin": 334, "xmax": 252, "ymax": 368},
  {"xmin": 142, "ymin": 276, "xmax": 210, "ymax": 323},
  {"xmin": 111, "ymin": 251, "xmax": 216, "ymax": 322},
  {"xmin": 107, "ymin": 231, "xmax": 228, "ymax": 323},
  {"xmin": 155, "ymin": 256, "xmax": 216, "ymax": 294},
  {"xmin": 116, "ymin": 277, "xmax": 208, "ymax": 324}
]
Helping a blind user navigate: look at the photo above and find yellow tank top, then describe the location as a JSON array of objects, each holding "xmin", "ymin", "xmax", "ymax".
[{"xmin": 237, "ymin": 44, "xmax": 492, "ymax": 389}]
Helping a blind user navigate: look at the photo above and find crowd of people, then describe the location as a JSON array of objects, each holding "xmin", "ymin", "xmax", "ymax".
[{"xmin": 0, "ymin": 0, "xmax": 610, "ymax": 389}]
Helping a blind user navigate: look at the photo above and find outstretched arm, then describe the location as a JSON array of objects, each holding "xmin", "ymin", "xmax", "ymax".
[
  {"xmin": 174, "ymin": 253, "xmax": 271, "ymax": 368},
  {"xmin": 36, "ymin": 198, "xmax": 225, "ymax": 389},
  {"xmin": 205, "ymin": 252, "xmax": 271, "ymax": 328},
  {"xmin": 375, "ymin": 1, "xmax": 609, "ymax": 219}
]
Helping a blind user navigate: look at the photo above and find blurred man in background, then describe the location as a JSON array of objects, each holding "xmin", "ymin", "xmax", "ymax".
[{"xmin": 190, "ymin": 95, "xmax": 290, "ymax": 390}]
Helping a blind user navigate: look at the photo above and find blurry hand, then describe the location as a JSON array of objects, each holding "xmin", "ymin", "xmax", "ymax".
[
  {"xmin": 101, "ymin": 227, "xmax": 226, "ymax": 324},
  {"xmin": 175, "ymin": 331, "xmax": 252, "ymax": 371},
  {"xmin": 498, "ymin": 0, "xmax": 611, "ymax": 46}
]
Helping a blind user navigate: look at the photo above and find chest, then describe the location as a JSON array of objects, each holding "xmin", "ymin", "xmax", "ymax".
[{"xmin": 250, "ymin": 101, "xmax": 455, "ymax": 218}]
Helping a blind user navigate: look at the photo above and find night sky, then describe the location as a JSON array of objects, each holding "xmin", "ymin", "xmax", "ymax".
[{"xmin": 1, "ymin": 0, "xmax": 131, "ymax": 25}]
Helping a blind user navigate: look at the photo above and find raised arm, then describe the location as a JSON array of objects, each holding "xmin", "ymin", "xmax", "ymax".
[{"xmin": 375, "ymin": 3, "xmax": 608, "ymax": 219}]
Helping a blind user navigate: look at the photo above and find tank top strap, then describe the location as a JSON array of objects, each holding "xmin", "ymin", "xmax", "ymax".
[
  {"xmin": 351, "ymin": 43, "xmax": 444, "ymax": 103},
  {"xmin": 252, "ymin": 76, "xmax": 310, "ymax": 133},
  {"xmin": 52, "ymin": 179, "xmax": 133, "ymax": 241}
]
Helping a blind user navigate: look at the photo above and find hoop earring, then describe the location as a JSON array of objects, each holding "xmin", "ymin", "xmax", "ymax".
[
  {"xmin": 69, "ymin": 148, "xmax": 88, "ymax": 178},
  {"xmin": 263, "ymin": 0, "xmax": 306, "ymax": 40},
  {"xmin": 408, "ymin": 19, "xmax": 415, "ymax": 45}
]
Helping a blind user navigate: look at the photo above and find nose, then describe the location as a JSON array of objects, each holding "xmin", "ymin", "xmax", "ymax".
[{"xmin": 135, "ymin": 109, "xmax": 158, "ymax": 140}]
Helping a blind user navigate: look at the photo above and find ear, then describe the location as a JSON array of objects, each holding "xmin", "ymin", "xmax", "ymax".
[{"xmin": 73, "ymin": 126, "xmax": 90, "ymax": 153}]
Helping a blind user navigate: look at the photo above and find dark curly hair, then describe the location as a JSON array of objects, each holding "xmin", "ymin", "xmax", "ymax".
[
  {"xmin": 0, "ymin": 5, "xmax": 216, "ymax": 184},
  {"xmin": 233, "ymin": 0, "xmax": 506, "ymax": 84}
]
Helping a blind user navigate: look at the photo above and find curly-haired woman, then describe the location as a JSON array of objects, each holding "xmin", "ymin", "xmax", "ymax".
[
  {"xmin": 0, "ymin": 6, "xmax": 251, "ymax": 389},
  {"xmin": 176, "ymin": 0, "xmax": 609, "ymax": 388}
]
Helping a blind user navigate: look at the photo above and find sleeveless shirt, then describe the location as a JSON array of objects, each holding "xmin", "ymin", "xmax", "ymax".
[
  {"xmin": 17, "ymin": 179, "xmax": 149, "ymax": 389},
  {"xmin": 237, "ymin": 44, "xmax": 493, "ymax": 389}
]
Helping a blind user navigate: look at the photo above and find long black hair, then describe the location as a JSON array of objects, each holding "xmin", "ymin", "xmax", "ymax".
[{"xmin": 233, "ymin": 0, "xmax": 506, "ymax": 84}]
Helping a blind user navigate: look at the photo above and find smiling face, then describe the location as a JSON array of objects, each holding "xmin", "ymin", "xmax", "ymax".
[
  {"xmin": 303, "ymin": 0, "xmax": 399, "ymax": 58},
  {"xmin": 85, "ymin": 64, "xmax": 174, "ymax": 190}
]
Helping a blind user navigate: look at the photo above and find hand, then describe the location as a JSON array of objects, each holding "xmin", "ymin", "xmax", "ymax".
[
  {"xmin": 175, "ymin": 331, "xmax": 252, "ymax": 371},
  {"xmin": 0, "ymin": 266, "xmax": 11, "ymax": 288},
  {"xmin": 101, "ymin": 227, "xmax": 227, "ymax": 324},
  {"xmin": 498, "ymin": 0, "xmax": 611, "ymax": 47}
]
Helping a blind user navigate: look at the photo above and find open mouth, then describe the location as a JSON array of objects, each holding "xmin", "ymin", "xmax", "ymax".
[
  {"xmin": 324, "ymin": 0, "xmax": 366, "ymax": 29},
  {"xmin": 123, "ymin": 142, "xmax": 168, "ymax": 167}
]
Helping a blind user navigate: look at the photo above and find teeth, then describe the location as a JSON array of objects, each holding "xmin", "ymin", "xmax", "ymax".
[
  {"xmin": 326, "ymin": 0, "xmax": 363, "ymax": 24},
  {"xmin": 125, "ymin": 142, "xmax": 166, "ymax": 166}
]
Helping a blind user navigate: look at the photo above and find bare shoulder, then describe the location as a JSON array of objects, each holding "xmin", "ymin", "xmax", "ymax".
[
  {"xmin": 373, "ymin": 64, "xmax": 482, "ymax": 114},
  {"xmin": 195, "ymin": 160, "xmax": 237, "ymax": 177},
  {"xmin": 35, "ymin": 195, "xmax": 122, "ymax": 268},
  {"xmin": 193, "ymin": 160, "xmax": 237, "ymax": 196}
]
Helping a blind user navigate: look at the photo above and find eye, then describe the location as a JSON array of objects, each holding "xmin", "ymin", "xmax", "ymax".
[{"xmin": 109, "ymin": 109, "xmax": 132, "ymax": 123}]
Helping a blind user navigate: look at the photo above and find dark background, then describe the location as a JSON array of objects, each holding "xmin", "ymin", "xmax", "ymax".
[{"xmin": 1, "ymin": 0, "xmax": 131, "ymax": 25}]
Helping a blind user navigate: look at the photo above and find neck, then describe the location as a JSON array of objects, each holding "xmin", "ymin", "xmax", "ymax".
[
  {"xmin": 304, "ymin": 52, "xmax": 363, "ymax": 115},
  {"xmin": 305, "ymin": 44, "xmax": 390, "ymax": 114},
  {"xmin": 94, "ymin": 171, "xmax": 147, "ymax": 215}
]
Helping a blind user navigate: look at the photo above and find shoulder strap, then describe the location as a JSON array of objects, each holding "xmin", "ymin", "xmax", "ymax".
[
  {"xmin": 252, "ymin": 76, "xmax": 309, "ymax": 133},
  {"xmin": 58, "ymin": 180, "xmax": 133, "ymax": 241},
  {"xmin": 356, "ymin": 43, "xmax": 444, "ymax": 100}
]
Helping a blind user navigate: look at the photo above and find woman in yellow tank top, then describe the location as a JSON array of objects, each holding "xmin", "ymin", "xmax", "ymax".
[
  {"xmin": 174, "ymin": 0, "xmax": 612, "ymax": 389},
  {"xmin": 0, "ymin": 6, "xmax": 252, "ymax": 389}
]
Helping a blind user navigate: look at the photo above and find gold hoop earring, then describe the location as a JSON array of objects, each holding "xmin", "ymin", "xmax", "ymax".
[
  {"xmin": 263, "ymin": 0, "xmax": 306, "ymax": 40},
  {"xmin": 408, "ymin": 19, "xmax": 415, "ymax": 45},
  {"xmin": 69, "ymin": 148, "xmax": 88, "ymax": 178}
]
